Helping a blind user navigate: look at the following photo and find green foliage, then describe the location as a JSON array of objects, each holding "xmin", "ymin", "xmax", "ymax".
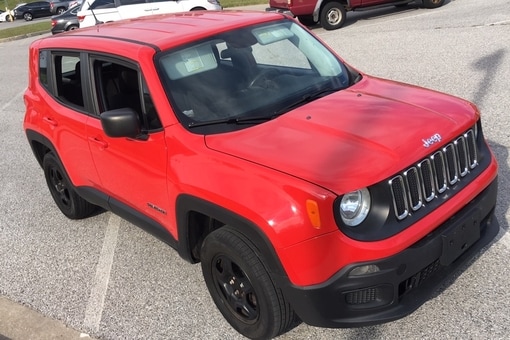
[
  {"xmin": 0, "ymin": 21, "xmax": 49, "ymax": 39},
  {"xmin": 221, "ymin": 0, "xmax": 266, "ymax": 7},
  {"xmin": 3, "ymin": 0, "xmax": 26, "ymax": 11}
]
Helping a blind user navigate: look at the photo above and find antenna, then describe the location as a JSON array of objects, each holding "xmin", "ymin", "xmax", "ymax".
[{"xmin": 87, "ymin": 1, "xmax": 103, "ymax": 25}]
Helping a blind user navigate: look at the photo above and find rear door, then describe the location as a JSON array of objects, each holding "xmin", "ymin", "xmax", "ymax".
[
  {"xmin": 37, "ymin": 51, "xmax": 101, "ymax": 187},
  {"xmin": 116, "ymin": 0, "xmax": 152, "ymax": 19}
]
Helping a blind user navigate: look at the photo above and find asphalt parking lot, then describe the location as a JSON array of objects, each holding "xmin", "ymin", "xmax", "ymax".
[{"xmin": 1, "ymin": 0, "xmax": 510, "ymax": 339}]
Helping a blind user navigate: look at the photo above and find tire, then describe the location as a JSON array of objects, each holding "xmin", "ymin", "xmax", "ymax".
[
  {"xmin": 57, "ymin": 7, "xmax": 66, "ymax": 15},
  {"xmin": 43, "ymin": 152, "xmax": 97, "ymax": 219},
  {"xmin": 297, "ymin": 15, "xmax": 317, "ymax": 27},
  {"xmin": 23, "ymin": 12, "xmax": 33, "ymax": 21},
  {"xmin": 6, "ymin": 15, "xmax": 13, "ymax": 22},
  {"xmin": 320, "ymin": 2, "xmax": 346, "ymax": 30},
  {"xmin": 67, "ymin": 24, "xmax": 78, "ymax": 31},
  {"xmin": 422, "ymin": 0, "xmax": 445, "ymax": 9},
  {"xmin": 201, "ymin": 226, "xmax": 297, "ymax": 339}
]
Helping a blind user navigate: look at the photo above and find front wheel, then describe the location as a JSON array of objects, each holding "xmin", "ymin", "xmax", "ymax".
[
  {"xmin": 200, "ymin": 226, "xmax": 297, "ymax": 339},
  {"xmin": 23, "ymin": 12, "xmax": 33, "ymax": 21},
  {"xmin": 320, "ymin": 2, "xmax": 347, "ymax": 30},
  {"xmin": 43, "ymin": 152, "xmax": 97, "ymax": 219},
  {"xmin": 422, "ymin": 0, "xmax": 445, "ymax": 9}
]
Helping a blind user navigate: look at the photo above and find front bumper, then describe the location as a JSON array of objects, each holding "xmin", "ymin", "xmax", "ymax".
[
  {"xmin": 265, "ymin": 7, "xmax": 293, "ymax": 17},
  {"xmin": 282, "ymin": 178, "xmax": 498, "ymax": 328}
]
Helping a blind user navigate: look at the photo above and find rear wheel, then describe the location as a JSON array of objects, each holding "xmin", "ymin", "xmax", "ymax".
[
  {"xmin": 67, "ymin": 24, "xmax": 78, "ymax": 31},
  {"xmin": 43, "ymin": 152, "xmax": 97, "ymax": 219},
  {"xmin": 57, "ymin": 7, "xmax": 66, "ymax": 15},
  {"xmin": 320, "ymin": 2, "xmax": 347, "ymax": 30},
  {"xmin": 201, "ymin": 226, "xmax": 297, "ymax": 339},
  {"xmin": 422, "ymin": 0, "xmax": 445, "ymax": 9}
]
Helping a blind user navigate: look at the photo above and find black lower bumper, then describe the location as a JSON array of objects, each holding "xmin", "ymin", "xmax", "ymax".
[{"xmin": 282, "ymin": 178, "xmax": 498, "ymax": 328}]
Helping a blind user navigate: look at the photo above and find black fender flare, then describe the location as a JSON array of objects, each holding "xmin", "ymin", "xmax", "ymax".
[
  {"xmin": 175, "ymin": 194, "xmax": 289, "ymax": 283},
  {"xmin": 25, "ymin": 129, "xmax": 59, "ymax": 168}
]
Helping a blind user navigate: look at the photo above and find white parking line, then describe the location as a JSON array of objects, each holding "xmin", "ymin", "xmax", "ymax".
[
  {"xmin": 1, "ymin": 89, "xmax": 24, "ymax": 111},
  {"xmin": 83, "ymin": 214, "xmax": 120, "ymax": 332}
]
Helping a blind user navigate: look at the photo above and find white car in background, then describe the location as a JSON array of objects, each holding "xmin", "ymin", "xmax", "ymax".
[
  {"xmin": 77, "ymin": 0, "xmax": 222, "ymax": 28},
  {"xmin": 0, "ymin": 4, "xmax": 22, "ymax": 22},
  {"xmin": 0, "ymin": 10, "xmax": 14, "ymax": 22}
]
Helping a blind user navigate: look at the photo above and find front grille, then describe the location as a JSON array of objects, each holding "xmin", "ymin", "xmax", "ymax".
[{"xmin": 390, "ymin": 128, "xmax": 478, "ymax": 220}]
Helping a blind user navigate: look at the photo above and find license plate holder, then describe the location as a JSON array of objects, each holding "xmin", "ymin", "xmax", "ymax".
[{"xmin": 440, "ymin": 211, "xmax": 481, "ymax": 266}]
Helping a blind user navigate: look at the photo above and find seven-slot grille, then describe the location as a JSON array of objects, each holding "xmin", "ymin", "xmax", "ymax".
[{"xmin": 390, "ymin": 128, "xmax": 478, "ymax": 220}]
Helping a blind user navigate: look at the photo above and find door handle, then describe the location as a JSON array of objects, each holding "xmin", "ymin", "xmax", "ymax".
[
  {"xmin": 42, "ymin": 116, "xmax": 58, "ymax": 127},
  {"xmin": 88, "ymin": 137, "xmax": 109, "ymax": 150}
]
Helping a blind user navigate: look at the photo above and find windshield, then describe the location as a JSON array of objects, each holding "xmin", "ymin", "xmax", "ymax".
[{"xmin": 156, "ymin": 19, "xmax": 352, "ymax": 134}]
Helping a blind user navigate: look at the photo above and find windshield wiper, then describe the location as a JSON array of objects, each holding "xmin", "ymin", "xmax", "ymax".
[
  {"xmin": 273, "ymin": 87, "xmax": 339, "ymax": 116},
  {"xmin": 188, "ymin": 87, "xmax": 339, "ymax": 128},
  {"xmin": 188, "ymin": 115, "xmax": 275, "ymax": 128}
]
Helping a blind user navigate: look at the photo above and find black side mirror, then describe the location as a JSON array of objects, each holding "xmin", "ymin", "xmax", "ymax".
[{"xmin": 100, "ymin": 108, "xmax": 140, "ymax": 138}]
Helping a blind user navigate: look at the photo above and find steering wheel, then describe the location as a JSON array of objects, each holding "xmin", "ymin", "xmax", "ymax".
[{"xmin": 247, "ymin": 69, "xmax": 280, "ymax": 89}]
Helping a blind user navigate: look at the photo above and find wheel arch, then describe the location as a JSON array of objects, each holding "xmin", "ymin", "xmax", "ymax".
[
  {"xmin": 25, "ymin": 129, "xmax": 58, "ymax": 168},
  {"xmin": 176, "ymin": 194, "xmax": 288, "ymax": 280},
  {"xmin": 314, "ymin": 0, "xmax": 349, "ymax": 22}
]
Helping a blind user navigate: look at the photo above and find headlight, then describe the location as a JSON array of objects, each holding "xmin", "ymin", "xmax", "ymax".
[{"xmin": 339, "ymin": 188, "xmax": 371, "ymax": 227}]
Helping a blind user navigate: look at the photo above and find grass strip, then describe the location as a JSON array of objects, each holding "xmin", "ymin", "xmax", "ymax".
[{"xmin": 0, "ymin": 21, "xmax": 50, "ymax": 39}]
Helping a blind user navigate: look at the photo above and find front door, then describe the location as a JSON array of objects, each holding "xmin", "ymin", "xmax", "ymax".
[{"xmin": 86, "ymin": 56, "xmax": 171, "ymax": 228}]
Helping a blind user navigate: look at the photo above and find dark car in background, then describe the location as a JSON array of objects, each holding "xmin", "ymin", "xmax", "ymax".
[
  {"xmin": 14, "ymin": 1, "xmax": 52, "ymax": 21},
  {"xmin": 50, "ymin": 0, "xmax": 82, "ymax": 15},
  {"xmin": 51, "ymin": 5, "xmax": 79, "ymax": 34}
]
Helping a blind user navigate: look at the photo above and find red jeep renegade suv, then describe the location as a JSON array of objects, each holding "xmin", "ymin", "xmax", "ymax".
[{"xmin": 23, "ymin": 11, "xmax": 498, "ymax": 339}]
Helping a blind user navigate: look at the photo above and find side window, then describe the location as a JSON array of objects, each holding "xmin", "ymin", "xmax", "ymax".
[
  {"xmin": 39, "ymin": 50, "xmax": 49, "ymax": 88},
  {"xmin": 119, "ymin": 0, "xmax": 146, "ymax": 5},
  {"xmin": 92, "ymin": 59, "xmax": 162, "ymax": 131},
  {"xmin": 142, "ymin": 79, "xmax": 162, "ymax": 130},
  {"xmin": 54, "ymin": 54, "xmax": 84, "ymax": 108},
  {"xmin": 90, "ymin": 0, "xmax": 116, "ymax": 9}
]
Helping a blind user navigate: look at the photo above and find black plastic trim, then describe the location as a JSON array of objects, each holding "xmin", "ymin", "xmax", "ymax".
[
  {"xmin": 284, "ymin": 178, "xmax": 498, "ymax": 328},
  {"xmin": 75, "ymin": 186, "xmax": 178, "ymax": 250},
  {"xmin": 175, "ymin": 194, "xmax": 288, "ymax": 281},
  {"xmin": 25, "ymin": 129, "xmax": 57, "ymax": 167}
]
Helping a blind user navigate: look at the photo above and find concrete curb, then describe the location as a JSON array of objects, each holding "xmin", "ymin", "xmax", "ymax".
[{"xmin": 0, "ymin": 296, "xmax": 96, "ymax": 339}]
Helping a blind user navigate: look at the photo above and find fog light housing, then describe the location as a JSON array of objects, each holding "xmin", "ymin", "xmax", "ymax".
[{"xmin": 349, "ymin": 264, "xmax": 380, "ymax": 277}]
